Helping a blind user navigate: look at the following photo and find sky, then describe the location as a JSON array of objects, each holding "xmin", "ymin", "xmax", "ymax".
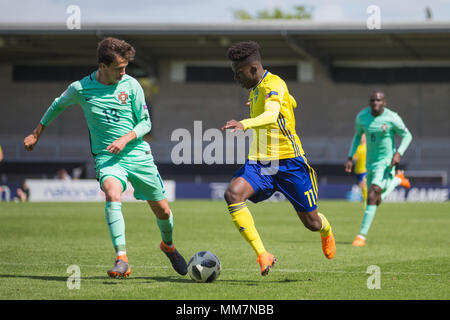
[{"xmin": 1, "ymin": 0, "xmax": 449, "ymax": 24}]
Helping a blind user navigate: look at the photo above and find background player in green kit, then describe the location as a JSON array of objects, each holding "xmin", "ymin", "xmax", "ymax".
[
  {"xmin": 23, "ymin": 37, "xmax": 188, "ymax": 278},
  {"xmin": 345, "ymin": 91, "xmax": 412, "ymax": 247}
]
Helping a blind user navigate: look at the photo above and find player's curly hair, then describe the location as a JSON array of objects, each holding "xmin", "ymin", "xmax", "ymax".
[
  {"xmin": 227, "ymin": 41, "xmax": 261, "ymax": 63},
  {"xmin": 97, "ymin": 37, "xmax": 136, "ymax": 65}
]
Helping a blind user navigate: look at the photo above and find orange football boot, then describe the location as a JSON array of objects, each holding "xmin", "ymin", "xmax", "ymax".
[
  {"xmin": 256, "ymin": 252, "xmax": 277, "ymax": 276},
  {"xmin": 321, "ymin": 232, "xmax": 336, "ymax": 259},
  {"xmin": 352, "ymin": 235, "xmax": 366, "ymax": 247},
  {"xmin": 395, "ymin": 170, "xmax": 411, "ymax": 189}
]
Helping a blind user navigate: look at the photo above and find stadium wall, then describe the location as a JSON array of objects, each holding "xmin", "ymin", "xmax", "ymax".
[{"xmin": 1, "ymin": 58, "xmax": 449, "ymax": 181}]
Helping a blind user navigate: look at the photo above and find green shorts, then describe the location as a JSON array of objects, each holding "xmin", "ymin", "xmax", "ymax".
[
  {"xmin": 95, "ymin": 152, "xmax": 166, "ymax": 201},
  {"xmin": 366, "ymin": 162, "xmax": 396, "ymax": 191}
]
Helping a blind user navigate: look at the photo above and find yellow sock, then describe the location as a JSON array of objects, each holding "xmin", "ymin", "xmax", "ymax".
[
  {"xmin": 362, "ymin": 184, "xmax": 368, "ymax": 203},
  {"xmin": 228, "ymin": 202, "xmax": 266, "ymax": 256},
  {"xmin": 318, "ymin": 212, "xmax": 332, "ymax": 237}
]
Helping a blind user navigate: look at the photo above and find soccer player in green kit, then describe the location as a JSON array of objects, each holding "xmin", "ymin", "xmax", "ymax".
[
  {"xmin": 23, "ymin": 37, "xmax": 188, "ymax": 278},
  {"xmin": 345, "ymin": 91, "xmax": 412, "ymax": 247}
]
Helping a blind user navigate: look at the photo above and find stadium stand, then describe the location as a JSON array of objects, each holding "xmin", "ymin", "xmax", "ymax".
[{"xmin": 0, "ymin": 21, "xmax": 449, "ymax": 187}]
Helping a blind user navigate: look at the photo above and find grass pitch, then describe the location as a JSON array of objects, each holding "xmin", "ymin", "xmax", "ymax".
[{"xmin": 0, "ymin": 200, "xmax": 448, "ymax": 300}]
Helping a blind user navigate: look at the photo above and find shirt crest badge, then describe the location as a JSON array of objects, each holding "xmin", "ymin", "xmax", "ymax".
[{"xmin": 118, "ymin": 91, "xmax": 128, "ymax": 104}]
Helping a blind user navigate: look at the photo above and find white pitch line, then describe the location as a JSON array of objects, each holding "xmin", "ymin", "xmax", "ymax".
[{"xmin": 0, "ymin": 261, "xmax": 443, "ymax": 277}]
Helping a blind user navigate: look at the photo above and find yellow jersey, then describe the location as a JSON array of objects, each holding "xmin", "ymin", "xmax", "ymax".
[
  {"xmin": 240, "ymin": 71, "xmax": 304, "ymax": 161},
  {"xmin": 354, "ymin": 143, "xmax": 367, "ymax": 174}
]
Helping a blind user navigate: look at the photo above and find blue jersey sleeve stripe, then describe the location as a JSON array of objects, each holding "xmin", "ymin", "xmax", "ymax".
[
  {"xmin": 277, "ymin": 116, "xmax": 289, "ymax": 137},
  {"xmin": 265, "ymin": 91, "xmax": 279, "ymax": 98},
  {"xmin": 287, "ymin": 129, "xmax": 301, "ymax": 157},
  {"xmin": 277, "ymin": 116, "xmax": 296, "ymax": 157},
  {"xmin": 280, "ymin": 116, "xmax": 298, "ymax": 157},
  {"xmin": 278, "ymin": 114, "xmax": 300, "ymax": 157},
  {"xmin": 280, "ymin": 114, "xmax": 300, "ymax": 157}
]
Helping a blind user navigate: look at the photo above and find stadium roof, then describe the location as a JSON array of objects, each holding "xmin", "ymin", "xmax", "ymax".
[
  {"xmin": 0, "ymin": 21, "xmax": 449, "ymax": 70},
  {"xmin": 2, "ymin": 20, "xmax": 450, "ymax": 33}
]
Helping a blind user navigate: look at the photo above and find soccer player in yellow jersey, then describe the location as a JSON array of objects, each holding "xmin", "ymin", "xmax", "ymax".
[
  {"xmin": 221, "ymin": 41, "xmax": 335, "ymax": 276},
  {"xmin": 353, "ymin": 133, "xmax": 368, "ymax": 202}
]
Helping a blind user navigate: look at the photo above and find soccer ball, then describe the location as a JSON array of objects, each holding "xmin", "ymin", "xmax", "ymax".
[{"xmin": 187, "ymin": 251, "xmax": 222, "ymax": 283}]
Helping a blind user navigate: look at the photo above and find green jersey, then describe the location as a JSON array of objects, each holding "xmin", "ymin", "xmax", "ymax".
[
  {"xmin": 40, "ymin": 71, "xmax": 151, "ymax": 157},
  {"xmin": 348, "ymin": 107, "xmax": 412, "ymax": 167}
]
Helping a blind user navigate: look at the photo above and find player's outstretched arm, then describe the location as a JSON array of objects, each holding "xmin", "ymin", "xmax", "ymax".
[
  {"xmin": 344, "ymin": 157, "xmax": 353, "ymax": 173},
  {"xmin": 24, "ymin": 123, "xmax": 46, "ymax": 151},
  {"xmin": 221, "ymin": 120, "xmax": 244, "ymax": 133}
]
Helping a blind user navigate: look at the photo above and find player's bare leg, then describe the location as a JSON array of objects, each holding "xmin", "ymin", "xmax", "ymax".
[
  {"xmin": 148, "ymin": 198, "xmax": 171, "ymax": 220},
  {"xmin": 224, "ymin": 177, "xmax": 254, "ymax": 204},
  {"xmin": 148, "ymin": 199, "xmax": 188, "ymax": 275},
  {"xmin": 102, "ymin": 177, "xmax": 123, "ymax": 202},
  {"xmin": 297, "ymin": 209, "xmax": 335, "ymax": 259},
  {"xmin": 369, "ymin": 185, "xmax": 382, "ymax": 206}
]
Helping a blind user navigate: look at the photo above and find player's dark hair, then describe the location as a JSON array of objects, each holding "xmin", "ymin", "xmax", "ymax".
[
  {"xmin": 227, "ymin": 41, "xmax": 261, "ymax": 63},
  {"xmin": 97, "ymin": 37, "xmax": 136, "ymax": 66}
]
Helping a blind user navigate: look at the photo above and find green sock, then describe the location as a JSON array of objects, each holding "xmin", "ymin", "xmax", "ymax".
[
  {"xmin": 105, "ymin": 202, "xmax": 126, "ymax": 254},
  {"xmin": 156, "ymin": 211, "xmax": 173, "ymax": 246},
  {"xmin": 359, "ymin": 205, "xmax": 377, "ymax": 237}
]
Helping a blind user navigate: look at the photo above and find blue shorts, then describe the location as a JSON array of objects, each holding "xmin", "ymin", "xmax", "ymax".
[
  {"xmin": 233, "ymin": 157, "xmax": 318, "ymax": 213},
  {"xmin": 355, "ymin": 172, "xmax": 367, "ymax": 183}
]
